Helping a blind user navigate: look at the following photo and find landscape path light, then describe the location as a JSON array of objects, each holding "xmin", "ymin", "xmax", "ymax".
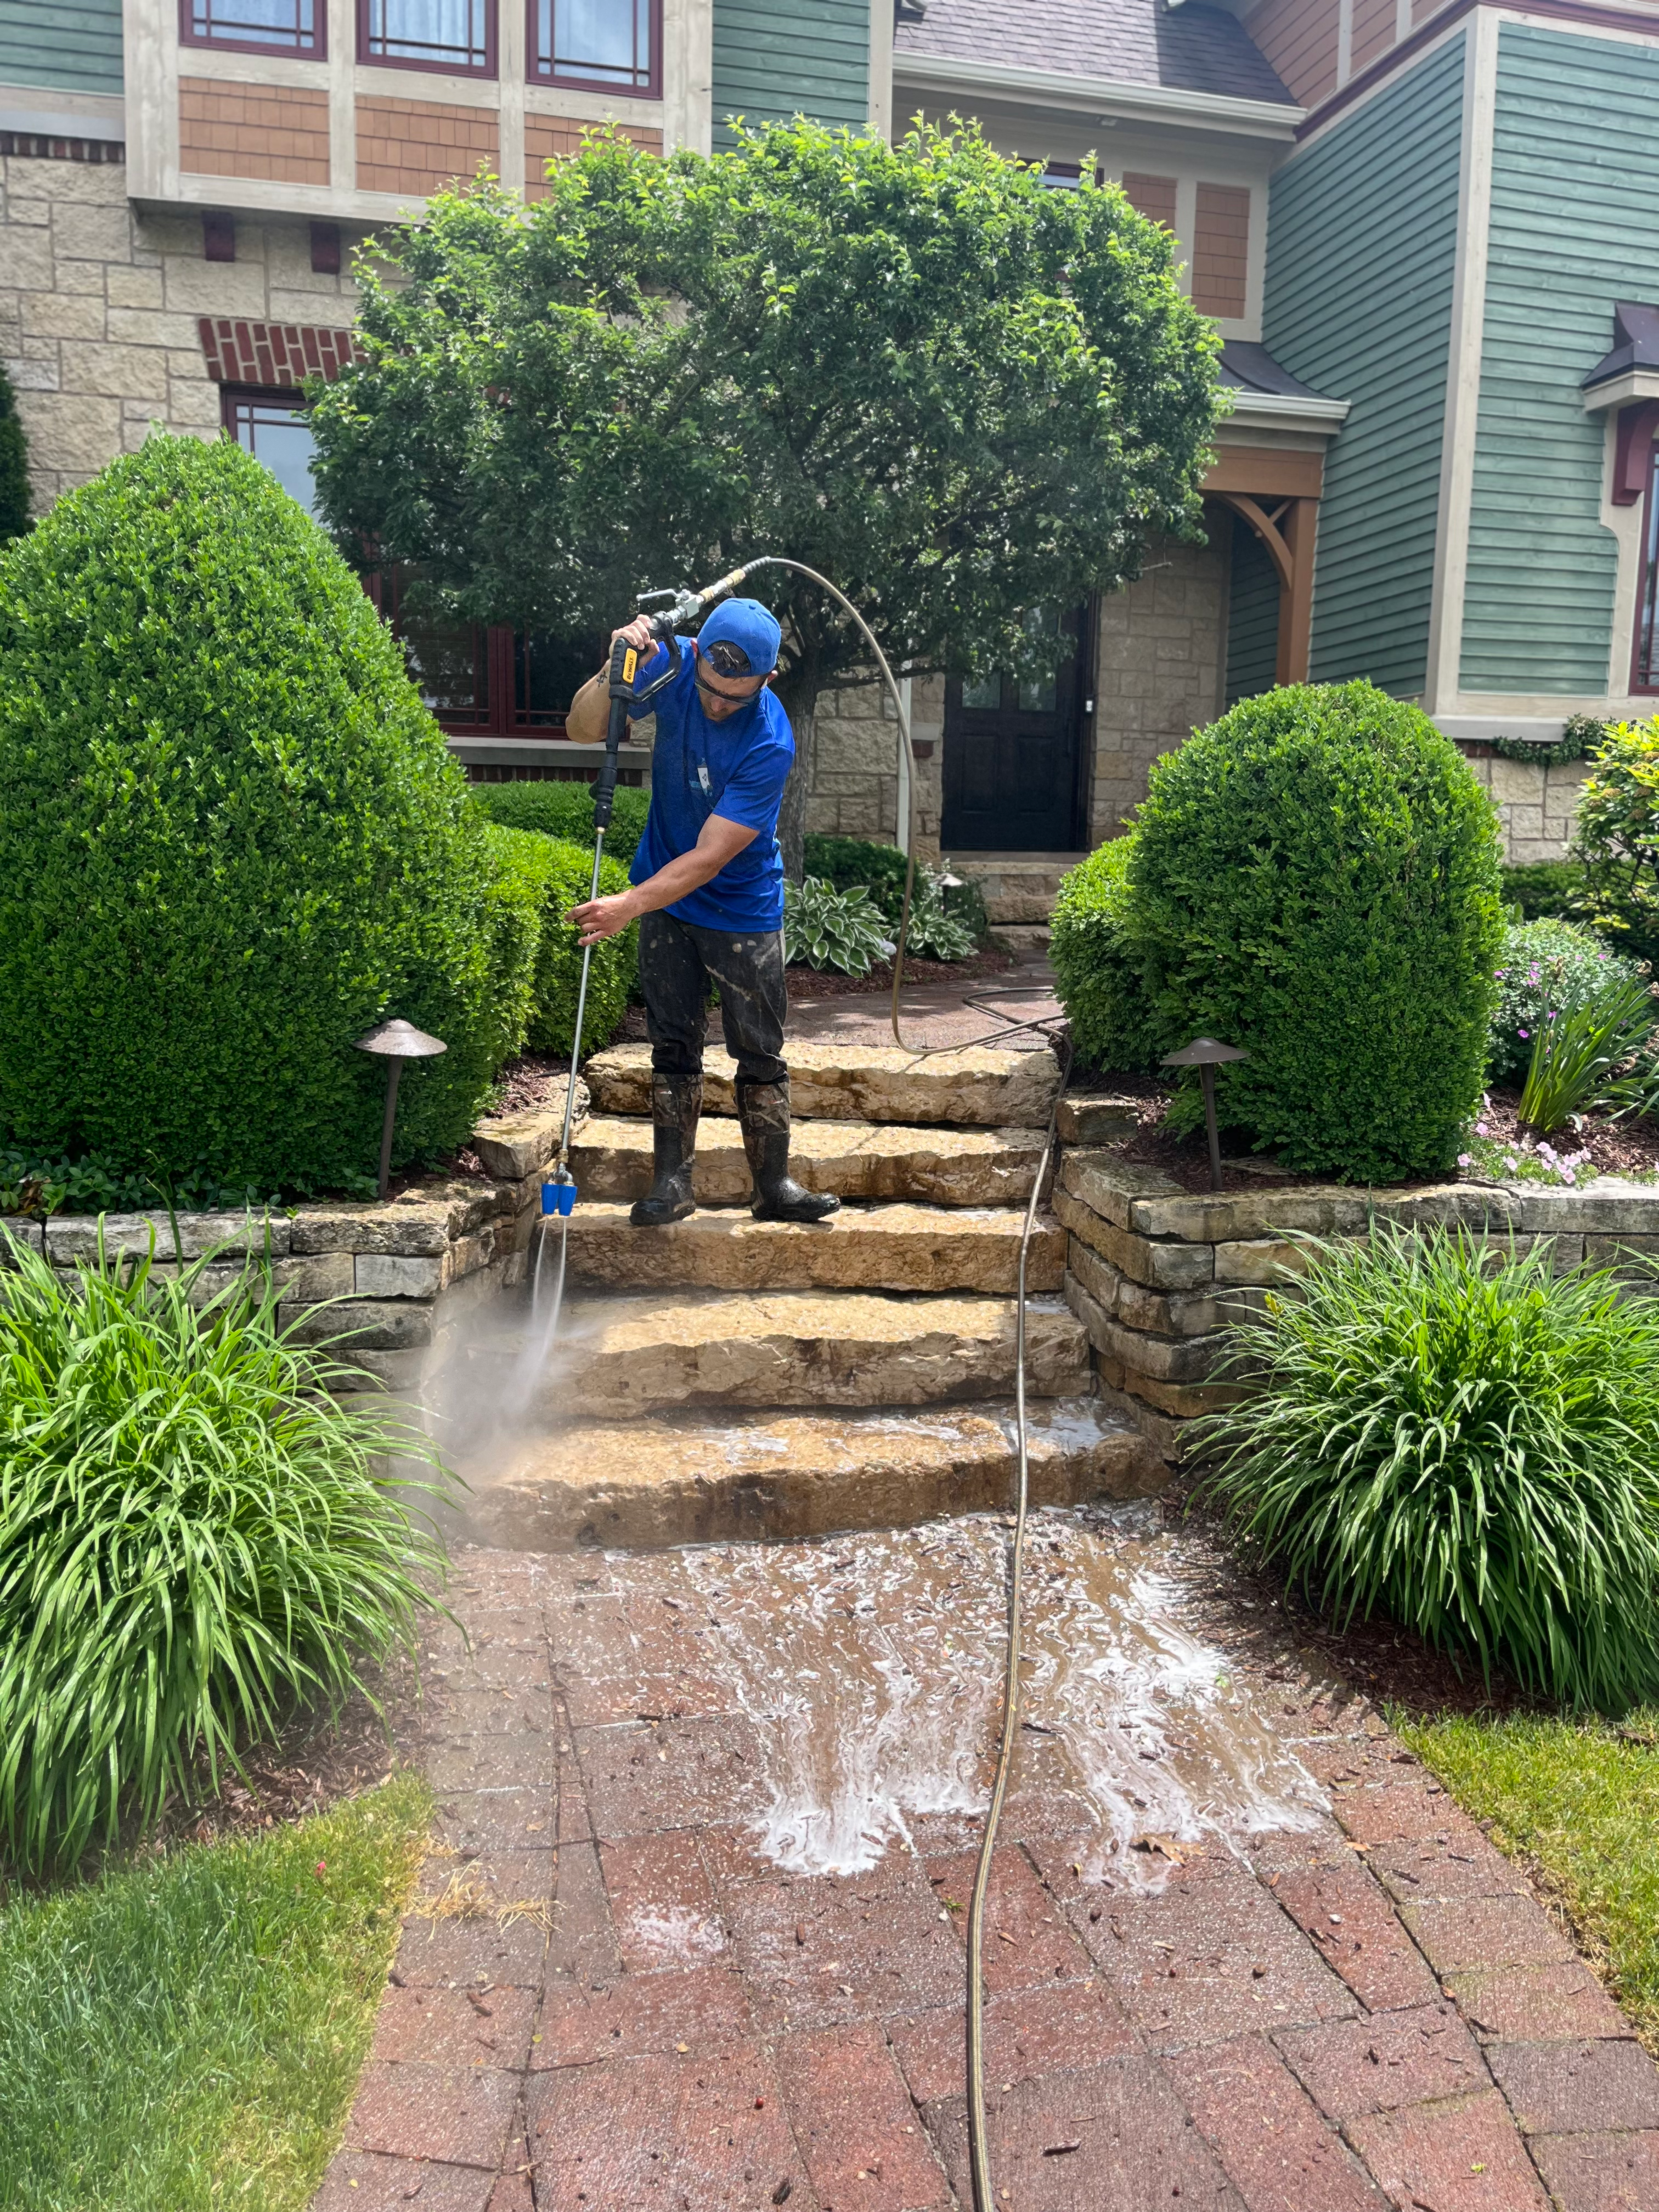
[
  {"xmin": 353, "ymin": 1018, "xmax": 448, "ymax": 1200},
  {"xmin": 1160, "ymin": 1036, "xmax": 1249, "ymax": 1194}
]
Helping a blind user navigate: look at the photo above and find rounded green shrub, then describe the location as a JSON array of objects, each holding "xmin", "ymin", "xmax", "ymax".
[
  {"xmin": 471, "ymin": 777, "xmax": 650, "ymax": 865},
  {"xmin": 1573, "ymin": 716, "xmax": 1659, "ymax": 968},
  {"xmin": 0, "ymin": 434, "xmax": 532, "ymax": 1191},
  {"xmin": 1050, "ymin": 836, "xmax": 1160, "ymax": 1071},
  {"xmin": 1488, "ymin": 918, "xmax": 1640, "ymax": 1086},
  {"xmin": 1200, "ymin": 1226, "xmax": 1659, "ymax": 1711},
  {"xmin": 1131, "ymin": 682, "xmax": 1504, "ymax": 1180},
  {"xmin": 486, "ymin": 825, "xmax": 635, "ymax": 1054}
]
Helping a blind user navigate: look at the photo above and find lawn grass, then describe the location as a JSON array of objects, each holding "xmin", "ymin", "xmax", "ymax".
[
  {"xmin": 0, "ymin": 1772, "xmax": 432, "ymax": 2211},
  {"xmin": 1397, "ymin": 1708, "xmax": 1659, "ymax": 2052}
]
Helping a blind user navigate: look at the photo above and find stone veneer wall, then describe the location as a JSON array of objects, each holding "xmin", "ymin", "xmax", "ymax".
[
  {"xmin": 1, "ymin": 146, "xmax": 360, "ymax": 509},
  {"xmin": 1457, "ymin": 748, "xmax": 1590, "ymax": 866},
  {"xmin": 1087, "ymin": 532, "xmax": 1229, "ymax": 847},
  {"xmin": 803, "ymin": 670, "xmax": 944, "ymax": 859},
  {"xmin": 1053, "ymin": 1132, "xmax": 1659, "ymax": 1462},
  {"xmin": 0, "ymin": 1087, "xmax": 583, "ymax": 1395}
]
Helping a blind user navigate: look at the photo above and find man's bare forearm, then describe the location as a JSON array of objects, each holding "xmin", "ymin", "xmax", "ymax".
[{"xmin": 565, "ymin": 668, "xmax": 609, "ymax": 745}]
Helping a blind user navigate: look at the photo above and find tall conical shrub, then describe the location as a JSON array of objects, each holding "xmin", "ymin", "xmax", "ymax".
[
  {"xmin": 0, "ymin": 364, "xmax": 30, "ymax": 541},
  {"xmin": 0, "ymin": 432, "xmax": 529, "ymax": 1191}
]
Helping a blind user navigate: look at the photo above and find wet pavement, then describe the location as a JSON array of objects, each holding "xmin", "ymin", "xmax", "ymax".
[
  {"xmin": 788, "ymin": 953, "xmax": 1060, "ymax": 1053},
  {"xmin": 314, "ymin": 1509, "xmax": 1659, "ymax": 2212}
]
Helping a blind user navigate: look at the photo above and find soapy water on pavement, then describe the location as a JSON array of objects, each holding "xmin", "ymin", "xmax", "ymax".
[{"xmin": 601, "ymin": 1504, "xmax": 1328, "ymax": 1887}]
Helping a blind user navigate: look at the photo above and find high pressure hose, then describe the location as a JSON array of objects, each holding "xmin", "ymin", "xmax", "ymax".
[{"xmin": 545, "ymin": 558, "xmax": 1071, "ymax": 2212}]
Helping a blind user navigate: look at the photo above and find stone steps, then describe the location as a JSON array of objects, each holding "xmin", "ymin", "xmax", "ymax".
[
  {"xmin": 583, "ymin": 1041, "xmax": 1060, "ymax": 1128},
  {"xmin": 558, "ymin": 1201, "xmax": 1065, "ymax": 1296},
  {"xmin": 569, "ymin": 1113, "xmax": 1048, "ymax": 1209},
  {"xmin": 462, "ymin": 1396, "xmax": 1154, "ymax": 1551},
  {"xmin": 475, "ymin": 1289, "xmax": 1091, "ymax": 1419}
]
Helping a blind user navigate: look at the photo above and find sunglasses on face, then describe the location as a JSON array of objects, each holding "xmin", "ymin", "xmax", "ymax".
[{"xmin": 694, "ymin": 669, "xmax": 764, "ymax": 707}]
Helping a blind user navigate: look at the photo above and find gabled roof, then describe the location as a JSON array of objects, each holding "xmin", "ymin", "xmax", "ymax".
[
  {"xmin": 1218, "ymin": 341, "xmax": 1324, "ymax": 398},
  {"xmin": 892, "ymin": 0, "xmax": 1295, "ymax": 109},
  {"xmin": 1582, "ymin": 302, "xmax": 1659, "ymax": 390}
]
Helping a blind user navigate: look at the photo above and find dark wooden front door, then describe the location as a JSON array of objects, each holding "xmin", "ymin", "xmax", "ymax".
[{"xmin": 941, "ymin": 606, "xmax": 1087, "ymax": 851}]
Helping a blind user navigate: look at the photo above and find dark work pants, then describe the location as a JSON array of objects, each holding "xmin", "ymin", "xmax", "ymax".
[{"xmin": 638, "ymin": 910, "xmax": 788, "ymax": 1087}]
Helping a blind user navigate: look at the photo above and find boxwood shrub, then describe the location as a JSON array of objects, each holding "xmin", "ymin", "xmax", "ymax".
[
  {"xmin": 486, "ymin": 825, "xmax": 635, "ymax": 1054},
  {"xmin": 1130, "ymin": 681, "xmax": 1505, "ymax": 1180},
  {"xmin": 0, "ymin": 434, "xmax": 534, "ymax": 1192},
  {"xmin": 1049, "ymin": 836, "xmax": 1160, "ymax": 1071},
  {"xmin": 471, "ymin": 778, "xmax": 650, "ymax": 866}
]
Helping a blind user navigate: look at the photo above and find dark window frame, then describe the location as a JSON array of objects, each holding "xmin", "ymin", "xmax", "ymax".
[
  {"xmin": 358, "ymin": 0, "xmax": 497, "ymax": 79},
  {"xmin": 179, "ymin": 0, "xmax": 325, "ymax": 59},
  {"xmin": 221, "ymin": 388, "xmax": 581, "ymax": 735},
  {"xmin": 529, "ymin": 0, "xmax": 661, "ymax": 97},
  {"xmin": 1635, "ymin": 438, "xmax": 1659, "ymax": 695}
]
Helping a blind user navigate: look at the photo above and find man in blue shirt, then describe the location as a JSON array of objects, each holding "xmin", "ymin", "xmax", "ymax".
[{"xmin": 565, "ymin": 597, "xmax": 839, "ymax": 1229}]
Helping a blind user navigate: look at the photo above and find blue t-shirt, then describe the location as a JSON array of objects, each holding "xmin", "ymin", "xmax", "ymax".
[{"xmin": 627, "ymin": 639, "xmax": 794, "ymax": 932}]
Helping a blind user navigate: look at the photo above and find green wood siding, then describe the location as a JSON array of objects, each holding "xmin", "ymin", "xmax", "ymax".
[
  {"xmin": 711, "ymin": 0, "xmax": 870, "ymax": 145},
  {"xmin": 1458, "ymin": 24, "xmax": 1655, "ymax": 696},
  {"xmin": 1263, "ymin": 36, "xmax": 1465, "ymax": 695},
  {"xmin": 1225, "ymin": 514, "xmax": 1279, "ymax": 706},
  {"xmin": 0, "ymin": 0, "xmax": 123, "ymax": 94}
]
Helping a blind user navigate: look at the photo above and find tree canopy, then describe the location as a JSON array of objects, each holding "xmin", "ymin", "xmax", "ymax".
[{"xmin": 308, "ymin": 120, "xmax": 1222, "ymax": 853}]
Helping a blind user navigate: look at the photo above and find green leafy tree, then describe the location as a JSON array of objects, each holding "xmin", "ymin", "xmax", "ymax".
[
  {"xmin": 307, "ymin": 123, "xmax": 1221, "ymax": 869},
  {"xmin": 1572, "ymin": 716, "xmax": 1659, "ymax": 966},
  {"xmin": 0, "ymin": 364, "xmax": 31, "ymax": 541}
]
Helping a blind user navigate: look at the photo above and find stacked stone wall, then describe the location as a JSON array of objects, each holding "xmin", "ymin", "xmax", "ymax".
[
  {"xmin": 1056, "ymin": 1137, "xmax": 1659, "ymax": 1459},
  {"xmin": 1088, "ymin": 531, "xmax": 1229, "ymax": 846},
  {"xmin": 1, "ymin": 147, "xmax": 359, "ymax": 510}
]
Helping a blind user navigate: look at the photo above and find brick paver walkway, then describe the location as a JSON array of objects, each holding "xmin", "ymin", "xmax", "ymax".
[
  {"xmin": 314, "ymin": 1528, "xmax": 1659, "ymax": 2212},
  {"xmin": 787, "ymin": 953, "xmax": 1060, "ymax": 1052}
]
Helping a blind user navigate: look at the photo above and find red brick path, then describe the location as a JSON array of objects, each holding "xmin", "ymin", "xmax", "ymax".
[{"xmin": 314, "ymin": 1544, "xmax": 1659, "ymax": 2211}]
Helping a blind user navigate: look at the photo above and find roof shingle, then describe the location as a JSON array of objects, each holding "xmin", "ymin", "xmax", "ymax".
[{"xmin": 894, "ymin": 0, "xmax": 1295, "ymax": 108}]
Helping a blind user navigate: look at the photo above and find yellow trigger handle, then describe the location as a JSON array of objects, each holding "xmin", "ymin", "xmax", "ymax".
[{"xmin": 622, "ymin": 645, "xmax": 639, "ymax": 684}]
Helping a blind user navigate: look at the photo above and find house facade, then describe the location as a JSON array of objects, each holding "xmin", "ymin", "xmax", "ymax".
[{"xmin": 5, "ymin": 0, "xmax": 1654, "ymax": 865}]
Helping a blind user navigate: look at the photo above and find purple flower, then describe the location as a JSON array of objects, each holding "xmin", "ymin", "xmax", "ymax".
[
  {"xmin": 1517, "ymin": 1031, "xmax": 1529, "ymax": 1041},
  {"xmin": 1476, "ymin": 1121, "xmax": 1490, "ymax": 1135},
  {"xmin": 1458, "ymin": 1153, "xmax": 1474, "ymax": 1167}
]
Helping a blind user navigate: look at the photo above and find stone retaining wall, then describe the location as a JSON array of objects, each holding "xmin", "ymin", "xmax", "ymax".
[
  {"xmin": 0, "ymin": 1080, "xmax": 585, "ymax": 1392},
  {"xmin": 1054, "ymin": 1136, "xmax": 1659, "ymax": 1461}
]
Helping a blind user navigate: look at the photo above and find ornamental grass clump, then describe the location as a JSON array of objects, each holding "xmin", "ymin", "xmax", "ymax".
[
  {"xmin": 1200, "ymin": 1226, "xmax": 1659, "ymax": 1710},
  {"xmin": 0, "ymin": 1231, "xmax": 452, "ymax": 1875}
]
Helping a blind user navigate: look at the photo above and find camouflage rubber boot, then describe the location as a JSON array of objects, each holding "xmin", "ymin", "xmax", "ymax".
[
  {"xmin": 630, "ymin": 1071, "xmax": 701, "ymax": 1227},
  {"xmin": 737, "ymin": 1075, "xmax": 840, "ymax": 1223}
]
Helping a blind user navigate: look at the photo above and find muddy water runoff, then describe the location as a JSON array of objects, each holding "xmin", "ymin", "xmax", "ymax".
[{"xmin": 584, "ymin": 1505, "xmax": 1327, "ymax": 1887}]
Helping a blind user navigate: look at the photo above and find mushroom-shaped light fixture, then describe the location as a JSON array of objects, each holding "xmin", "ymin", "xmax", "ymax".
[
  {"xmin": 1160, "ymin": 1036, "xmax": 1249, "ymax": 1194},
  {"xmin": 353, "ymin": 1018, "xmax": 448, "ymax": 1200}
]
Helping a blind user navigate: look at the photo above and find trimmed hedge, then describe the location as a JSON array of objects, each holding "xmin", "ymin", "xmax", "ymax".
[
  {"xmin": 1500, "ymin": 857, "xmax": 1588, "ymax": 923},
  {"xmin": 1049, "ymin": 836, "xmax": 1159, "ymax": 1071},
  {"xmin": 0, "ymin": 364, "xmax": 28, "ymax": 543},
  {"xmin": 486, "ymin": 825, "xmax": 635, "ymax": 1054},
  {"xmin": 0, "ymin": 434, "xmax": 534, "ymax": 1192},
  {"xmin": 471, "ymin": 778, "xmax": 650, "ymax": 866},
  {"xmin": 1080, "ymin": 682, "xmax": 1505, "ymax": 1181}
]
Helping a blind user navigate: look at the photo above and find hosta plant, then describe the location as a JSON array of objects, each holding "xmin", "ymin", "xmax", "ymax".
[
  {"xmin": 903, "ymin": 868, "xmax": 978, "ymax": 962},
  {"xmin": 782, "ymin": 876, "xmax": 895, "ymax": 978},
  {"xmin": 0, "ymin": 1229, "xmax": 452, "ymax": 1872},
  {"xmin": 1199, "ymin": 1225, "xmax": 1659, "ymax": 1709}
]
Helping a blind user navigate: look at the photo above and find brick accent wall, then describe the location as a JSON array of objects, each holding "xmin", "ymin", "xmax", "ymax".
[
  {"xmin": 355, "ymin": 97, "xmax": 498, "ymax": 199},
  {"xmin": 1191, "ymin": 183, "xmax": 1250, "ymax": 318},
  {"xmin": 524, "ymin": 115, "xmax": 663, "ymax": 198},
  {"xmin": 199, "ymin": 318, "xmax": 358, "ymax": 386},
  {"xmin": 1119, "ymin": 172, "xmax": 1177, "ymax": 230},
  {"xmin": 179, "ymin": 79, "xmax": 330, "ymax": 188},
  {"xmin": 0, "ymin": 148, "xmax": 360, "ymax": 510}
]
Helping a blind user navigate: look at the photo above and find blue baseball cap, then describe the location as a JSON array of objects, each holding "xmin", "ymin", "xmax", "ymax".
[{"xmin": 698, "ymin": 596, "xmax": 781, "ymax": 676}]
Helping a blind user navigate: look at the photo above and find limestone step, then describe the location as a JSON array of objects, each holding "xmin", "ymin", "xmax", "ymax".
[
  {"xmin": 569, "ymin": 1113, "xmax": 1048, "ymax": 1208},
  {"xmin": 462, "ymin": 1397, "xmax": 1157, "ymax": 1551},
  {"xmin": 555, "ymin": 1201, "xmax": 1065, "ymax": 1296},
  {"xmin": 583, "ymin": 1041, "xmax": 1060, "ymax": 1129},
  {"xmin": 475, "ymin": 1289, "xmax": 1091, "ymax": 1418}
]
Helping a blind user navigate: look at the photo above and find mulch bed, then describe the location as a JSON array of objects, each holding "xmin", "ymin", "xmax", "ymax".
[{"xmin": 1473, "ymin": 1086, "xmax": 1659, "ymax": 1178}]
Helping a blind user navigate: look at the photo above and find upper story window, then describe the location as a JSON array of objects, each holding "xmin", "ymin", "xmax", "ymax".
[
  {"xmin": 362, "ymin": 0, "xmax": 494, "ymax": 75},
  {"xmin": 225, "ymin": 390, "xmax": 320, "ymax": 517},
  {"xmin": 183, "ymin": 0, "xmax": 322, "ymax": 55},
  {"xmin": 533, "ymin": 0, "xmax": 658, "ymax": 94}
]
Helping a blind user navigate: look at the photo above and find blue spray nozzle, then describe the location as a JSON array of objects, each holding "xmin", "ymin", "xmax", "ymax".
[{"xmin": 540, "ymin": 1172, "xmax": 577, "ymax": 1217}]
